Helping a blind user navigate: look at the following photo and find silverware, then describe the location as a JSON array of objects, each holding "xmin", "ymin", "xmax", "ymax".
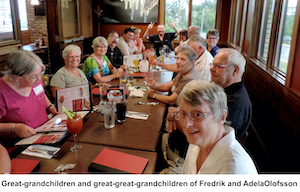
[{"xmin": 27, "ymin": 147, "xmax": 57, "ymax": 155}]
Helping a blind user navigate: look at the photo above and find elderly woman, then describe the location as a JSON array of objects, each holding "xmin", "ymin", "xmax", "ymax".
[
  {"xmin": 173, "ymin": 80, "xmax": 257, "ymax": 174},
  {"xmin": 82, "ymin": 36, "xmax": 123, "ymax": 85},
  {"xmin": 145, "ymin": 46, "xmax": 201, "ymax": 105},
  {"xmin": 50, "ymin": 44, "xmax": 88, "ymax": 100},
  {"xmin": 0, "ymin": 50, "xmax": 59, "ymax": 140},
  {"xmin": 131, "ymin": 27, "xmax": 145, "ymax": 53},
  {"xmin": 206, "ymin": 29, "xmax": 219, "ymax": 57}
]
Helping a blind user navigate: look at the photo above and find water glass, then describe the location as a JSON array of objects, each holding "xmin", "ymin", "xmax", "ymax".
[
  {"xmin": 119, "ymin": 71, "xmax": 127, "ymax": 89},
  {"xmin": 103, "ymin": 103, "xmax": 115, "ymax": 129},
  {"xmin": 127, "ymin": 67, "xmax": 134, "ymax": 84}
]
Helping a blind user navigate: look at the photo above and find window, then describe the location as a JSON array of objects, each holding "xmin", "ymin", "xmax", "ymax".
[
  {"xmin": 165, "ymin": 0, "xmax": 189, "ymax": 33},
  {"xmin": 257, "ymin": 0, "xmax": 275, "ymax": 62},
  {"xmin": 0, "ymin": 0, "xmax": 14, "ymax": 41},
  {"xmin": 254, "ymin": 0, "xmax": 298, "ymax": 77},
  {"xmin": 228, "ymin": 0, "xmax": 248, "ymax": 49},
  {"xmin": 274, "ymin": 0, "xmax": 297, "ymax": 73},
  {"xmin": 165, "ymin": 0, "xmax": 217, "ymax": 38},
  {"xmin": 0, "ymin": 0, "xmax": 24, "ymax": 48},
  {"xmin": 18, "ymin": 0, "xmax": 28, "ymax": 31},
  {"xmin": 191, "ymin": 0, "xmax": 217, "ymax": 38}
]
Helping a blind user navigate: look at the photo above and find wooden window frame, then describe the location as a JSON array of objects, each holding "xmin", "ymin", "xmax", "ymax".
[
  {"xmin": 0, "ymin": 0, "xmax": 22, "ymax": 55},
  {"xmin": 249, "ymin": 0, "xmax": 300, "ymax": 86}
]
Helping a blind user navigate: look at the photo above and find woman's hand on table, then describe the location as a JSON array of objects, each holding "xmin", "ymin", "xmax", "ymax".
[{"xmin": 14, "ymin": 124, "xmax": 36, "ymax": 138}]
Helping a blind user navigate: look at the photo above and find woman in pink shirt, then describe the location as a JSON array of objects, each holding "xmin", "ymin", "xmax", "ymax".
[{"xmin": 0, "ymin": 50, "xmax": 59, "ymax": 142}]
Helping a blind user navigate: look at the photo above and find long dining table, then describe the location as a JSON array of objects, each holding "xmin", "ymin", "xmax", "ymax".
[{"xmin": 14, "ymin": 71, "xmax": 174, "ymax": 174}]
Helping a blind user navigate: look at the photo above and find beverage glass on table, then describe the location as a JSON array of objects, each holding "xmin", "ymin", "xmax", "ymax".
[
  {"xmin": 133, "ymin": 60, "xmax": 139, "ymax": 72},
  {"xmin": 116, "ymin": 102, "xmax": 127, "ymax": 123},
  {"xmin": 148, "ymin": 51, "xmax": 155, "ymax": 70},
  {"xmin": 127, "ymin": 67, "xmax": 134, "ymax": 84},
  {"xmin": 67, "ymin": 114, "xmax": 83, "ymax": 152},
  {"xmin": 103, "ymin": 102, "xmax": 115, "ymax": 129},
  {"xmin": 119, "ymin": 71, "xmax": 127, "ymax": 89}
]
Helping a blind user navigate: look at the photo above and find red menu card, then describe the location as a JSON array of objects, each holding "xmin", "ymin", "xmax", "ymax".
[
  {"xmin": 11, "ymin": 158, "xmax": 40, "ymax": 174},
  {"xmin": 89, "ymin": 148, "xmax": 148, "ymax": 174}
]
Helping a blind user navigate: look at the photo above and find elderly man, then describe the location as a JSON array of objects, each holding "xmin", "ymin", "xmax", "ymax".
[
  {"xmin": 187, "ymin": 35, "xmax": 213, "ymax": 81},
  {"xmin": 143, "ymin": 21, "xmax": 180, "ymax": 57},
  {"xmin": 160, "ymin": 48, "xmax": 252, "ymax": 173},
  {"xmin": 117, "ymin": 28, "xmax": 137, "ymax": 55},
  {"xmin": 106, "ymin": 31, "xmax": 124, "ymax": 69},
  {"xmin": 210, "ymin": 48, "xmax": 252, "ymax": 139},
  {"xmin": 154, "ymin": 35, "xmax": 213, "ymax": 82}
]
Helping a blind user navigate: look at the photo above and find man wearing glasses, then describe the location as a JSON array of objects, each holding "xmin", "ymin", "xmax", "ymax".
[{"xmin": 106, "ymin": 31, "xmax": 124, "ymax": 69}]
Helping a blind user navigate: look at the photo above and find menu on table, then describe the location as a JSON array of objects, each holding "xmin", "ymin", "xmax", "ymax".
[{"xmin": 56, "ymin": 84, "xmax": 92, "ymax": 113}]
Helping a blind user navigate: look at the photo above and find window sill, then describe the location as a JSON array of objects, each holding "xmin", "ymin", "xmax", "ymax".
[
  {"xmin": 0, "ymin": 42, "xmax": 22, "ymax": 56},
  {"xmin": 248, "ymin": 57, "xmax": 286, "ymax": 86}
]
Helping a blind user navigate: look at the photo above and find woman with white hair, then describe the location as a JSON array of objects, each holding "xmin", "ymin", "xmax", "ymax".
[
  {"xmin": 50, "ymin": 44, "xmax": 88, "ymax": 100},
  {"xmin": 82, "ymin": 36, "xmax": 123, "ymax": 85},
  {"xmin": 145, "ymin": 46, "xmax": 201, "ymax": 105},
  {"xmin": 0, "ymin": 50, "xmax": 59, "ymax": 141},
  {"xmin": 174, "ymin": 80, "xmax": 257, "ymax": 174}
]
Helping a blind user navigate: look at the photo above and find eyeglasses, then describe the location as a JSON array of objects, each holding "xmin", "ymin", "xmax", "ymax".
[
  {"xmin": 68, "ymin": 55, "xmax": 80, "ymax": 59},
  {"xmin": 173, "ymin": 110, "xmax": 214, "ymax": 122},
  {"xmin": 210, "ymin": 63, "xmax": 235, "ymax": 69},
  {"xmin": 23, "ymin": 71, "xmax": 44, "ymax": 81},
  {"xmin": 207, "ymin": 37, "xmax": 218, "ymax": 40},
  {"xmin": 96, "ymin": 46, "xmax": 107, "ymax": 49}
]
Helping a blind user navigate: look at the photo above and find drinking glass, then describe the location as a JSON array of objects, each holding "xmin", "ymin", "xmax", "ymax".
[
  {"xmin": 103, "ymin": 103, "xmax": 115, "ymax": 129},
  {"xmin": 116, "ymin": 102, "xmax": 127, "ymax": 123},
  {"xmin": 67, "ymin": 115, "xmax": 83, "ymax": 152},
  {"xmin": 148, "ymin": 51, "xmax": 156, "ymax": 70},
  {"xmin": 119, "ymin": 71, "xmax": 127, "ymax": 89},
  {"xmin": 127, "ymin": 67, "xmax": 134, "ymax": 84},
  {"xmin": 133, "ymin": 60, "xmax": 139, "ymax": 72}
]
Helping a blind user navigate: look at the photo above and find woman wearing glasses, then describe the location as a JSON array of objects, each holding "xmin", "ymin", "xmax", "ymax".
[
  {"xmin": 50, "ymin": 44, "xmax": 88, "ymax": 100},
  {"xmin": 0, "ymin": 50, "xmax": 59, "ymax": 142},
  {"xmin": 173, "ymin": 80, "xmax": 257, "ymax": 174},
  {"xmin": 206, "ymin": 29, "xmax": 219, "ymax": 57},
  {"xmin": 82, "ymin": 36, "xmax": 123, "ymax": 85}
]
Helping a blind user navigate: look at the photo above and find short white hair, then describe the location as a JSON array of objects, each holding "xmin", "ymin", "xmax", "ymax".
[
  {"xmin": 178, "ymin": 80, "xmax": 227, "ymax": 121},
  {"xmin": 217, "ymin": 48, "xmax": 246, "ymax": 74},
  {"xmin": 91, "ymin": 36, "xmax": 108, "ymax": 49},
  {"xmin": 62, "ymin": 44, "xmax": 82, "ymax": 59}
]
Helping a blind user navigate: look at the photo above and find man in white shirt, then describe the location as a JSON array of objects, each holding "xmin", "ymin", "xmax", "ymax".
[
  {"xmin": 187, "ymin": 35, "xmax": 213, "ymax": 82},
  {"xmin": 117, "ymin": 28, "xmax": 136, "ymax": 55}
]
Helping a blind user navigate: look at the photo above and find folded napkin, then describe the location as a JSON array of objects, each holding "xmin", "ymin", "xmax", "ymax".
[
  {"xmin": 129, "ymin": 87, "xmax": 145, "ymax": 97},
  {"xmin": 126, "ymin": 111, "xmax": 150, "ymax": 120}
]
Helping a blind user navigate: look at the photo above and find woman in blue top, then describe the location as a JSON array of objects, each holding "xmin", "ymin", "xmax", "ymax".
[{"xmin": 83, "ymin": 37, "xmax": 123, "ymax": 85}]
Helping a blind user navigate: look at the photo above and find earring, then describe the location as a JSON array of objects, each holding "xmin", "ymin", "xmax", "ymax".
[{"xmin": 17, "ymin": 82, "xmax": 20, "ymax": 86}]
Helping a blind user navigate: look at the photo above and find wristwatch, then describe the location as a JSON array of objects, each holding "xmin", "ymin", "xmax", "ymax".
[{"xmin": 153, "ymin": 93, "xmax": 156, "ymax": 99}]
